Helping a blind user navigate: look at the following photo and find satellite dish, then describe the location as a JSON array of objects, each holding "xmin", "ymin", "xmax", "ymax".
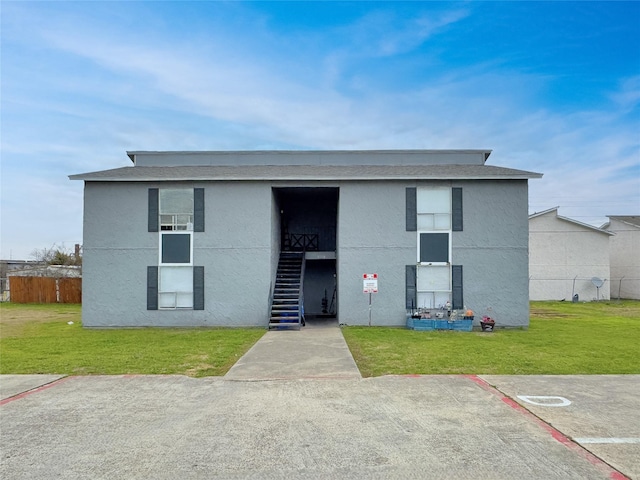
[{"xmin": 591, "ymin": 277, "xmax": 606, "ymax": 301}]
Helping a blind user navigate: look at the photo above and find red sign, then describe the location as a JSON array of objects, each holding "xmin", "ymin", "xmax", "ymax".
[{"xmin": 363, "ymin": 273, "xmax": 378, "ymax": 293}]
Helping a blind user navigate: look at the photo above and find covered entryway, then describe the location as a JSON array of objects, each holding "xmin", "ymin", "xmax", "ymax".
[{"xmin": 269, "ymin": 188, "xmax": 338, "ymax": 329}]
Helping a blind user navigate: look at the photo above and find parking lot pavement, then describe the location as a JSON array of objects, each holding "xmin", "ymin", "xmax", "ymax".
[
  {"xmin": 481, "ymin": 375, "xmax": 640, "ymax": 479},
  {"xmin": 0, "ymin": 374, "xmax": 66, "ymax": 401},
  {"xmin": 0, "ymin": 374, "xmax": 631, "ymax": 479}
]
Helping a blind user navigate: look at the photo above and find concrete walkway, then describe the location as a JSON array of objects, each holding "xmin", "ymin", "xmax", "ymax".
[{"xmin": 225, "ymin": 319, "xmax": 361, "ymax": 381}]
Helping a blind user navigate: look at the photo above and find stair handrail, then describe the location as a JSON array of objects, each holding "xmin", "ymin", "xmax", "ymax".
[
  {"xmin": 298, "ymin": 252, "xmax": 306, "ymax": 326},
  {"xmin": 267, "ymin": 279, "xmax": 274, "ymax": 326}
]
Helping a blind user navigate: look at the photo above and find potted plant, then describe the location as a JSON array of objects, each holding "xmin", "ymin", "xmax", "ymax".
[{"xmin": 480, "ymin": 314, "xmax": 495, "ymax": 332}]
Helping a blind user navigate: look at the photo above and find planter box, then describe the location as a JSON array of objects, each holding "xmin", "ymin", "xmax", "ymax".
[
  {"xmin": 408, "ymin": 317, "xmax": 473, "ymax": 332},
  {"xmin": 451, "ymin": 319, "xmax": 473, "ymax": 331},
  {"xmin": 407, "ymin": 318, "xmax": 435, "ymax": 330},
  {"xmin": 434, "ymin": 320, "xmax": 451, "ymax": 330}
]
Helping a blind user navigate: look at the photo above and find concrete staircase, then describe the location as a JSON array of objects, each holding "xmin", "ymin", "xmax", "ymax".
[{"xmin": 269, "ymin": 252, "xmax": 305, "ymax": 330}]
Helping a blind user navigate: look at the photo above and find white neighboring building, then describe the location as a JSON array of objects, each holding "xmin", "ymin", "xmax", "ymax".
[
  {"xmin": 529, "ymin": 207, "xmax": 612, "ymax": 301},
  {"xmin": 602, "ymin": 216, "xmax": 640, "ymax": 300}
]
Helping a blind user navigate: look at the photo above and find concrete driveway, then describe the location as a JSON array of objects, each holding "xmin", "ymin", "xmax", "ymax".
[{"xmin": 1, "ymin": 373, "xmax": 637, "ymax": 479}]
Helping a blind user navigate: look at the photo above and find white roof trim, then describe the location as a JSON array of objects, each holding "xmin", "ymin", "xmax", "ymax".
[{"xmin": 530, "ymin": 207, "xmax": 614, "ymax": 235}]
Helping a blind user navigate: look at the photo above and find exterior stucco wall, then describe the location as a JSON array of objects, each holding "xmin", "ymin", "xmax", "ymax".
[
  {"xmin": 529, "ymin": 212, "xmax": 611, "ymax": 301},
  {"xmin": 337, "ymin": 182, "xmax": 414, "ymax": 326},
  {"xmin": 608, "ymin": 219, "xmax": 640, "ymax": 299},
  {"xmin": 337, "ymin": 180, "xmax": 531, "ymax": 328},
  {"xmin": 82, "ymin": 182, "xmax": 155, "ymax": 327},
  {"xmin": 82, "ymin": 181, "xmax": 274, "ymax": 327},
  {"xmin": 82, "ymin": 177, "xmax": 532, "ymax": 328},
  {"xmin": 451, "ymin": 180, "xmax": 530, "ymax": 327}
]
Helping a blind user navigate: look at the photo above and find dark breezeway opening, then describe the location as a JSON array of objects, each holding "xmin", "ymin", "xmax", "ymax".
[{"xmin": 273, "ymin": 187, "xmax": 338, "ymax": 319}]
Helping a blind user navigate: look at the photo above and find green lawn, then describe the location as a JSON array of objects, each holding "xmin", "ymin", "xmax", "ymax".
[
  {"xmin": 342, "ymin": 301, "xmax": 640, "ymax": 377},
  {"xmin": 2, "ymin": 301, "xmax": 639, "ymax": 377},
  {"xmin": 0, "ymin": 303, "xmax": 264, "ymax": 377}
]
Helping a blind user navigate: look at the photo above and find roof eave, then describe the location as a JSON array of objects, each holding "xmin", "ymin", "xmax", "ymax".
[{"xmin": 71, "ymin": 174, "xmax": 542, "ymax": 182}]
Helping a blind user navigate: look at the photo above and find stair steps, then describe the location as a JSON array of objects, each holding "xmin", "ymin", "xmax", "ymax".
[{"xmin": 269, "ymin": 252, "xmax": 305, "ymax": 330}]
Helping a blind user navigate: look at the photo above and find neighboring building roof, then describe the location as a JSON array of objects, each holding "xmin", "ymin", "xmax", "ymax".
[
  {"xmin": 70, "ymin": 164, "xmax": 542, "ymax": 182},
  {"xmin": 126, "ymin": 149, "xmax": 494, "ymax": 167},
  {"xmin": 0, "ymin": 260, "xmax": 44, "ymax": 270},
  {"xmin": 529, "ymin": 207, "xmax": 614, "ymax": 235},
  {"xmin": 602, "ymin": 215, "xmax": 640, "ymax": 229},
  {"xmin": 7, "ymin": 265, "xmax": 82, "ymax": 278}
]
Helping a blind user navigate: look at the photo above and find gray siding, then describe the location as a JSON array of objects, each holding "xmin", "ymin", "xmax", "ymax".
[
  {"xmin": 82, "ymin": 177, "xmax": 531, "ymax": 328},
  {"xmin": 451, "ymin": 180, "xmax": 530, "ymax": 327},
  {"xmin": 82, "ymin": 181, "xmax": 274, "ymax": 327},
  {"xmin": 131, "ymin": 150, "xmax": 489, "ymax": 167},
  {"xmin": 337, "ymin": 182, "xmax": 415, "ymax": 326}
]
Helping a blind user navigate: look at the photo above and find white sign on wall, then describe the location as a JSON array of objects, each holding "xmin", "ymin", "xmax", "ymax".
[{"xmin": 363, "ymin": 273, "xmax": 378, "ymax": 293}]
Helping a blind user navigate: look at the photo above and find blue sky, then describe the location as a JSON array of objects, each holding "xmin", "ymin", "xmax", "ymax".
[{"xmin": 2, "ymin": 1, "xmax": 639, "ymax": 259}]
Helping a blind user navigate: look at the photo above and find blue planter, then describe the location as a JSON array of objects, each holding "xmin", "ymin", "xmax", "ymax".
[
  {"xmin": 407, "ymin": 318, "xmax": 435, "ymax": 330},
  {"xmin": 451, "ymin": 319, "xmax": 473, "ymax": 331}
]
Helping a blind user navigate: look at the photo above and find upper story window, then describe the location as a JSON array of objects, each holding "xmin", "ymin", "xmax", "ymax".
[
  {"xmin": 160, "ymin": 189, "xmax": 194, "ymax": 231},
  {"xmin": 417, "ymin": 187, "xmax": 451, "ymax": 230}
]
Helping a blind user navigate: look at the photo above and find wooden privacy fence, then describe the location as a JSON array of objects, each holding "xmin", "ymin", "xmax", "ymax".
[{"xmin": 9, "ymin": 276, "xmax": 82, "ymax": 304}]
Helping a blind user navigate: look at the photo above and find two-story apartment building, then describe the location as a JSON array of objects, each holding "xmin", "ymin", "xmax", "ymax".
[{"xmin": 70, "ymin": 150, "xmax": 541, "ymax": 328}]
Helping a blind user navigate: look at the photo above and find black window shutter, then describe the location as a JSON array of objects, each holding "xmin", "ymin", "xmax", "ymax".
[
  {"xmin": 194, "ymin": 188, "xmax": 205, "ymax": 232},
  {"xmin": 406, "ymin": 187, "xmax": 417, "ymax": 231},
  {"xmin": 147, "ymin": 266, "xmax": 158, "ymax": 310},
  {"xmin": 193, "ymin": 266, "xmax": 205, "ymax": 310},
  {"xmin": 452, "ymin": 187, "xmax": 463, "ymax": 231},
  {"xmin": 406, "ymin": 265, "xmax": 417, "ymax": 311},
  {"xmin": 452, "ymin": 265, "xmax": 463, "ymax": 310},
  {"xmin": 148, "ymin": 188, "xmax": 159, "ymax": 232}
]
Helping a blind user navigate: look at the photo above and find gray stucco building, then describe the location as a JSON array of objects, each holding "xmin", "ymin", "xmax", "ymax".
[{"xmin": 70, "ymin": 150, "xmax": 541, "ymax": 328}]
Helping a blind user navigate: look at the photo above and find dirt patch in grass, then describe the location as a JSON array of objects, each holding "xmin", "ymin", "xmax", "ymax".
[
  {"xmin": 531, "ymin": 300, "xmax": 640, "ymax": 320},
  {"xmin": 530, "ymin": 309, "xmax": 574, "ymax": 319},
  {"xmin": 182, "ymin": 354, "xmax": 219, "ymax": 377},
  {"xmin": 0, "ymin": 303, "xmax": 81, "ymax": 338}
]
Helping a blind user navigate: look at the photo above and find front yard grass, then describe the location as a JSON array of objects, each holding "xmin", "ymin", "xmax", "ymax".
[
  {"xmin": 342, "ymin": 301, "xmax": 640, "ymax": 377},
  {"xmin": 0, "ymin": 303, "xmax": 264, "ymax": 377},
  {"xmin": 1, "ymin": 301, "xmax": 638, "ymax": 378}
]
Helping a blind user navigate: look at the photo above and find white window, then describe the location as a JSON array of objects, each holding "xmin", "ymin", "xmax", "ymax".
[
  {"xmin": 158, "ymin": 230, "xmax": 193, "ymax": 309},
  {"xmin": 417, "ymin": 265, "xmax": 451, "ymax": 309},
  {"xmin": 417, "ymin": 188, "xmax": 450, "ymax": 231},
  {"xmin": 416, "ymin": 187, "xmax": 453, "ymax": 309},
  {"xmin": 160, "ymin": 189, "xmax": 194, "ymax": 231},
  {"xmin": 159, "ymin": 266, "xmax": 193, "ymax": 309}
]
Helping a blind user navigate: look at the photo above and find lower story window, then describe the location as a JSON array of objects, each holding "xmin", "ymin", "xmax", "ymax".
[
  {"xmin": 417, "ymin": 264, "xmax": 451, "ymax": 309},
  {"xmin": 159, "ymin": 266, "xmax": 193, "ymax": 309}
]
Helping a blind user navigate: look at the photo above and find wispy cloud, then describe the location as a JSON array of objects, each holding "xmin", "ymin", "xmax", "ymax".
[
  {"xmin": 610, "ymin": 75, "xmax": 640, "ymax": 112},
  {"xmin": 344, "ymin": 7, "xmax": 470, "ymax": 57},
  {"xmin": 1, "ymin": 2, "xmax": 638, "ymax": 257}
]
